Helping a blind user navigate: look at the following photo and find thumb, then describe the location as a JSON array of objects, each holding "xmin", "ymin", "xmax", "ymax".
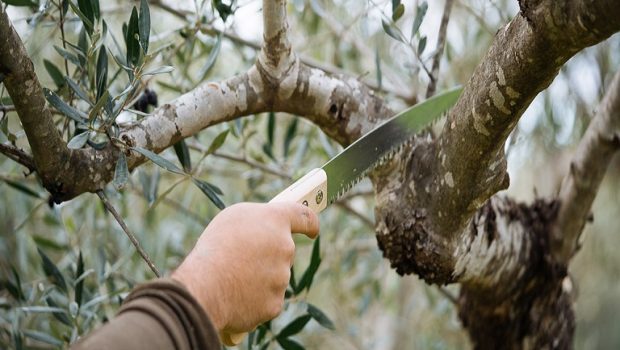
[{"xmin": 270, "ymin": 202, "xmax": 320, "ymax": 239}]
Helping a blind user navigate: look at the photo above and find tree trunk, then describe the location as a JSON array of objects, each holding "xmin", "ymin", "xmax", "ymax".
[
  {"xmin": 458, "ymin": 199, "xmax": 574, "ymax": 349},
  {"xmin": 1, "ymin": 0, "xmax": 619, "ymax": 347}
]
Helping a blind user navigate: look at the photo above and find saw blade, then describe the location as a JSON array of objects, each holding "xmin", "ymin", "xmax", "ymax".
[{"xmin": 321, "ymin": 87, "xmax": 461, "ymax": 204}]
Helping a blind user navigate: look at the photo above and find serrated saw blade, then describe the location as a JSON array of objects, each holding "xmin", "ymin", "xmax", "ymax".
[{"xmin": 322, "ymin": 87, "xmax": 462, "ymax": 204}]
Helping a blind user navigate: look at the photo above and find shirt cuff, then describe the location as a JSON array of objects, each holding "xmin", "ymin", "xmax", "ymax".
[{"xmin": 120, "ymin": 278, "xmax": 221, "ymax": 349}]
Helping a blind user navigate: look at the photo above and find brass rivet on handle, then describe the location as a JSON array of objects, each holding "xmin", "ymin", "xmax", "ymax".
[
  {"xmin": 316, "ymin": 190, "xmax": 323, "ymax": 204},
  {"xmin": 302, "ymin": 200, "xmax": 309, "ymax": 206}
]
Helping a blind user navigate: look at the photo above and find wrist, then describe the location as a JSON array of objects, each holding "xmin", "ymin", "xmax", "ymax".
[{"xmin": 172, "ymin": 258, "xmax": 229, "ymax": 332}]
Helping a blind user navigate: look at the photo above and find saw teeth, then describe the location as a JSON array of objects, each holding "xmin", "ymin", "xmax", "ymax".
[{"xmin": 331, "ymin": 137, "xmax": 419, "ymax": 202}]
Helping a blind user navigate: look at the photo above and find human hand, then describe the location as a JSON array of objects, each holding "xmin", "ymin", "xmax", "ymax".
[{"xmin": 172, "ymin": 202, "xmax": 319, "ymax": 337}]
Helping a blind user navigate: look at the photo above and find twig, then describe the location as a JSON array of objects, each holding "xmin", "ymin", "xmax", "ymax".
[
  {"xmin": 149, "ymin": 0, "xmax": 190, "ymax": 20},
  {"xmin": 0, "ymin": 173, "xmax": 35, "ymax": 182},
  {"xmin": 97, "ymin": 191, "xmax": 161, "ymax": 277},
  {"xmin": 213, "ymin": 151, "xmax": 292, "ymax": 179},
  {"xmin": 455, "ymin": 1, "xmax": 495, "ymax": 35},
  {"xmin": 426, "ymin": 0, "xmax": 454, "ymax": 98},
  {"xmin": 437, "ymin": 286, "xmax": 458, "ymax": 305},
  {"xmin": 302, "ymin": 6, "xmax": 414, "ymax": 101},
  {"xmin": 0, "ymin": 104, "xmax": 16, "ymax": 113},
  {"xmin": 144, "ymin": 186, "xmax": 209, "ymax": 226},
  {"xmin": 368, "ymin": 0, "xmax": 433, "ymax": 80},
  {"xmin": 0, "ymin": 143, "xmax": 36, "ymax": 173},
  {"xmin": 186, "ymin": 140, "xmax": 293, "ymax": 179},
  {"xmin": 161, "ymin": 196, "xmax": 208, "ymax": 226},
  {"xmin": 57, "ymin": 1, "xmax": 70, "ymax": 83},
  {"xmin": 335, "ymin": 201, "xmax": 374, "ymax": 229}
]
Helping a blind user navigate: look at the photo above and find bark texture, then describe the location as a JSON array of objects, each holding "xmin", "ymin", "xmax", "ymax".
[
  {"xmin": 2, "ymin": 0, "xmax": 620, "ymax": 348},
  {"xmin": 370, "ymin": 1, "xmax": 620, "ymax": 348},
  {"xmin": 552, "ymin": 71, "xmax": 620, "ymax": 264},
  {"xmin": 0, "ymin": 0, "xmax": 387, "ymax": 201}
]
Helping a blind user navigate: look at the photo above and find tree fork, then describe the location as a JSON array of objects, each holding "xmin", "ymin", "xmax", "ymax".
[{"xmin": 371, "ymin": 0, "xmax": 619, "ymax": 348}]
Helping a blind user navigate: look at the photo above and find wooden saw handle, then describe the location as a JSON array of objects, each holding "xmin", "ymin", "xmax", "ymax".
[
  {"xmin": 218, "ymin": 168, "xmax": 327, "ymax": 346},
  {"xmin": 270, "ymin": 168, "xmax": 328, "ymax": 212}
]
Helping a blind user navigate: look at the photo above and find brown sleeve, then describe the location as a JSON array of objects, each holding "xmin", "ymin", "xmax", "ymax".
[{"xmin": 72, "ymin": 278, "xmax": 221, "ymax": 350}]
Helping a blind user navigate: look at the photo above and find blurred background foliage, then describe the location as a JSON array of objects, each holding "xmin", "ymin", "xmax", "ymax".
[{"xmin": 0, "ymin": 0, "xmax": 618, "ymax": 349}]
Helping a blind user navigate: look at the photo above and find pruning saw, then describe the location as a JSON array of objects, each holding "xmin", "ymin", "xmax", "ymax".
[{"xmin": 221, "ymin": 86, "xmax": 461, "ymax": 346}]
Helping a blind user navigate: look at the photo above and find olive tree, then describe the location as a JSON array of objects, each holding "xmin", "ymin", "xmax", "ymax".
[{"xmin": 0, "ymin": 0, "xmax": 619, "ymax": 348}]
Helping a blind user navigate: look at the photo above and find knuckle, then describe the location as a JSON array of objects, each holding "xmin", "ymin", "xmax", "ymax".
[
  {"xmin": 270, "ymin": 203, "xmax": 287, "ymax": 218},
  {"xmin": 280, "ymin": 242, "xmax": 295, "ymax": 265},
  {"xmin": 283, "ymin": 237, "xmax": 295, "ymax": 254},
  {"xmin": 275, "ymin": 234, "xmax": 293, "ymax": 252},
  {"xmin": 268, "ymin": 300, "xmax": 284, "ymax": 319},
  {"xmin": 221, "ymin": 202, "xmax": 244, "ymax": 217},
  {"xmin": 280, "ymin": 268, "xmax": 291, "ymax": 288}
]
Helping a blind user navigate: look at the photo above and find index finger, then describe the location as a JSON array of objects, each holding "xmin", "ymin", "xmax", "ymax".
[{"xmin": 271, "ymin": 202, "xmax": 320, "ymax": 239}]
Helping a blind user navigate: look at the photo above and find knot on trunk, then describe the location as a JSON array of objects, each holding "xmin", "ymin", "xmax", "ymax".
[
  {"xmin": 371, "ymin": 137, "xmax": 455, "ymax": 284},
  {"xmin": 458, "ymin": 198, "xmax": 574, "ymax": 350}
]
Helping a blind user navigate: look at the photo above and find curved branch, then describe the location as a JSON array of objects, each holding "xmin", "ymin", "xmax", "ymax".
[
  {"xmin": 121, "ymin": 69, "xmax": 267, "ymax": 166},
  {"xmin": 426, "ymin": 0, "xmax": 620, "ymax": 237},
  {"xmin": 0, "ymin": 0, "xmax": 391, "ymax": 202},
  {"xmin": 374, "ymin": 0, "xmax": 620, "ymax": 284},
  {"xmin": 274, "ymin": 62, "xmax": 392, "ymax": 145},
  {"xmin": 551, "ymin": 70, "xmax": 620, "ymax": 264},
  {"xmin": 0, "ymin": 4, "xmax": 69, "ymax": 185},
  {"xmin": 150, "ymin": 0, "xmax": 413, "ymax": 102},
  {"xmin": 54, "ymin": 68, "xmax": 270, "ymax": 201}
]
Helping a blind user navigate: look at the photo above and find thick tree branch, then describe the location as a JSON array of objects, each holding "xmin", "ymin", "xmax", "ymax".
[
  {"xmin": 370, "ymin": 3, "xmax": 618, "ymax": 346},
  {"xmin": 274, "ymin": 63, "xmax": 392, "ymax": 145},
  {"xmin": 374, "ymin": 0, "xmax": 620, "ymax": 285},
  {"xmin": 149, "ymin": 0, "xmax": 412, "ymax": 102},
  {"xmin": 426, "ymin": 0, "xmax": 620, "ymax": 237},
  {"xmin": 255, "ymin": 0, "xmax": 393, "ymax": 145},
  {"xmin": 0, "ymin": 0, "xmax": 391, "ymax": 202},
  {"xmin": 0, "ymin": 5, "xmax": 125, "ymax": 202},
  {"xmin": 551, "ymin": 70, "xmax": 620, "ymax": 264},
  {"xmin": 0, "ymin": 4, "xmax": 70, "ymax": 185},
  {"xmin": 120, "ymin": 70, "xmax": 267, "ymax": 164},
  {"xmin": 258, "ymin": 0, "xmax": 294, "ymax": 80}
]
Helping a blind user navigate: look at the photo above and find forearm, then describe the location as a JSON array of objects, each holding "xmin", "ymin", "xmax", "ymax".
[{"xmin": 72, "ymin": 279, "xmax": 221, "ymax": 350}]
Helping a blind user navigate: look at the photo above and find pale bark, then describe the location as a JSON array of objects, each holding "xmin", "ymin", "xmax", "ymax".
[
  {"xmin": 369, "ymin": 1, "xmax": 619, "ymax": 348},
  {"xmin": 2, "ymin": 0, "xmax": 620, "ymax": 347},
  {"xmin": 0, "ymin": 0, "xmax": 388, "ymax": 201},
  {"xmin": 373, "ymin": 0, "xmax": 620, "ymax": 283},
  {"xmin": 551, "ymin": 70, "xmax": 620, "ymax": 264},
  {"xmin": 120, "ymin": 70, "xmax": 266, "ymax": 164}
]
